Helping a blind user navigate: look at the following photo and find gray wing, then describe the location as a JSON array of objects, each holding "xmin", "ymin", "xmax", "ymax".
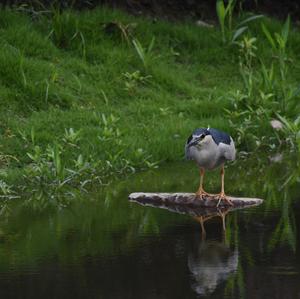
[{"xmin": 218, "ymin": 137, "xmax": 236, "ymax": 161}]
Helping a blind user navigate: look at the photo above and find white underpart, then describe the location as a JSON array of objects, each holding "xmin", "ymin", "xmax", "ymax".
[{"xmin": 187, "ymin": 135, "xmax": 236, "ymax": 170}]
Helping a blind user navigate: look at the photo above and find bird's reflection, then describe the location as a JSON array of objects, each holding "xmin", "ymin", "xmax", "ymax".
[
  {"xmin": 129, "ymin": 198, "xmax": 243, "ymax": 297},
  {"xmin": 189, "ymin": 213, "xmax": 238, "ymax": 296}
]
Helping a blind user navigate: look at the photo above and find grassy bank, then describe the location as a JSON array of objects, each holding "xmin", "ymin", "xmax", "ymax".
[{"xmin": 0, "ymin": 6, "xmax": 299, "ymax": 198}]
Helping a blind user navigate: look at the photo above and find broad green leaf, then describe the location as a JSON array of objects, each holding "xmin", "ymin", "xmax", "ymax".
[{"xmin": 216, "ymin": 0, "xmax": 225, "ymax": 24}]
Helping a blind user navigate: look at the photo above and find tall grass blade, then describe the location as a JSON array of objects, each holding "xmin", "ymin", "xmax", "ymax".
[
  {"xmin": 225, "ymin": 0, "xmax": 235, "ymax": 32},
  {"xmin": 148, "ymin": 36, "xmax": 155, "ymax": 53},
  {"xmin": 238, "ymin": 14, "xmax": 264, "ymax": 26},
  {"xmin": 132, "ymin": 38, "xmax": 146, "ymax": 66},
  {"xmin": 216, "ymin": 0, "xmax": 226, "ymax": 42},
  {"xmin": 261, "ymin": 23, "xmax": 276, "ymax": 49},
  {"xmin": 232, "ymin": 26, "xmax": 248, "ymax": 42},
  {"xmin": 281, "ymin": 15, "xmax": 290, "ymax": 46},
  {"xmin": 53, "ymin": 144, "xmax": 63, "ymax": 179}
]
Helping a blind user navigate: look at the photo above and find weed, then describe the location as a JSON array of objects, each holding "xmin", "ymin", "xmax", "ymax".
[
  {"xmin": 0, "ymin": 180, "xmax": 13, "ymax": 196},
  {"xmin": 63, "ymin": 128, "xmax": 81, "ymax": 146},
  {"xmin": 102, "ymin": 21, "xmax": 136, "ymax": 43},
  {"xmin": 261, "ymin": 16, "xmax": 292, "ymax": 112},
  {"xmin": 47, "ymin": 2, "xmax": 77, "ymax": 48},
  {"xmin": 216, "ymin": 0, "xmax": 263, "ymax": 43},
  {"xmin": 276, "ymin": 115, "xmax": 300, "ymax": 150},
  {"xmin": 216, "ymin": 0, "xmax": 236, "ymax": 43},
  {"xmin": 226, "ymin": 16, "xmax": 299, "ymax": 151},
  {"xmin": 132, "ymin": 37, "xmax": 157, "ymax": 69},
  {"xmin": 0, "ymin": 180, "xmax": 19, "ymax": 199},
  {"xmin": 123, "ymin": 70, "xmax": 151, "ymax": 93}
]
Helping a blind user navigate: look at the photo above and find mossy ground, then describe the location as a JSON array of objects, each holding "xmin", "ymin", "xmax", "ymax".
[{"xmin": 0, "ymin": 7, "xmax": 299, "ymax": 188}]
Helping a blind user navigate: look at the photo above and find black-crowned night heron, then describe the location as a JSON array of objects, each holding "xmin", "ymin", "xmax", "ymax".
[{"xmin": 185, "ymin": 128, "xmax": 236, "ymax": 205}]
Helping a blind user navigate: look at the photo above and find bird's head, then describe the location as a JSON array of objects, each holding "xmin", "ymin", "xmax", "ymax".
[{"xmin": 187, "ymin": 128, "xmax": 212, "ymax": 148}]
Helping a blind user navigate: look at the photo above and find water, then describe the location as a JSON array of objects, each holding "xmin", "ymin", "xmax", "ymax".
[{"xmin": 0, "ymin": 154, "xmax": 299, "ymax": 298}]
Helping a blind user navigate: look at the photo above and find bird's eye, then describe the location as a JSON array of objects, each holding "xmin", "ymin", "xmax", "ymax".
[{"xmin": 199, "ymin": 134, "xmax": 205, "ymax": 140}]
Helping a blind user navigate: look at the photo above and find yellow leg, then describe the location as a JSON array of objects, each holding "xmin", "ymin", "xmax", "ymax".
[
  {"xmin": 195, "ymin": 168, "xmax": 210, "ymax": 199},
  {"xmin": 220, "ymin": 164, "xmax": 225, "ymax": 196},
  {"xmin": 216, "ymin": 165, "xmax": 233, "ymax": 207}
]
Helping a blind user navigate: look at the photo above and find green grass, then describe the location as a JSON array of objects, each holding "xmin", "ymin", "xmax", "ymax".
[{"xmin": 0, "ymin": 7, "xmax": 299, "ymax": 195}]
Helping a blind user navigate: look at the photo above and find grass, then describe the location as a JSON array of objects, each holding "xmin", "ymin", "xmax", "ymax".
[{"xmin": 0, "ymin": 6, "xmax": 299, "ymax": 198}]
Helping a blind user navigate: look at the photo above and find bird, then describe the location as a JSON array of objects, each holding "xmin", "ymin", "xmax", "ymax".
[{"xmin": 185, "ymin": 127, "xmax": 236, "ymax": 206}]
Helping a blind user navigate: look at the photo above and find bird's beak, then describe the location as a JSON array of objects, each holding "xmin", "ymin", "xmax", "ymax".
[{"xmin": 190, "ymin": 138, "xmax": 200, "ymax": 146}]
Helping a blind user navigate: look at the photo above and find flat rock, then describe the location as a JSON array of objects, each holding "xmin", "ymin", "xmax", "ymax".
[{"xmin": 128, "ymin": 192, "xmax": 263, "ymax": 208}]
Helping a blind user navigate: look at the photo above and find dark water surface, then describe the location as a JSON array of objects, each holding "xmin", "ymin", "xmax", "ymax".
[{"xmin": 0, "ymin": 154, "xmax": 299, "ymax": 299}]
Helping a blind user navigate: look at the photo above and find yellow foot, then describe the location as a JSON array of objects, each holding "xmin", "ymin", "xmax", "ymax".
[
  {"xmin": 195, "ymin": 189, "xmax": 213, "ymax": 199},
  {"xmin": 216, "ymin": 193, "xmax": 233, "ymax": 207}
]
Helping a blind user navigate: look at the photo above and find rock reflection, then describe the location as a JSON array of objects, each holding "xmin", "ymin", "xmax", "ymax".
[{"xmin": 129, "ymin": 196, "xmax": 251, "ymax": 219}]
